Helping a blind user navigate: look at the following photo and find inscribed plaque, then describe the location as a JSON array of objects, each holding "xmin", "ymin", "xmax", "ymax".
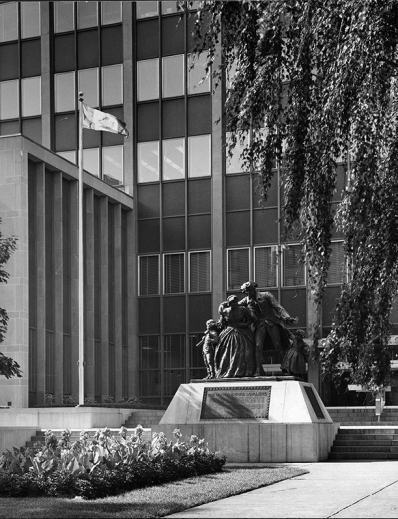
[
  {"xmin": 304, "ymin": 386, "xmax": 325, "ymax": 419},
  {"xmin": 200, "ymin": 386, "xmax": 271, "ymax": 420}
]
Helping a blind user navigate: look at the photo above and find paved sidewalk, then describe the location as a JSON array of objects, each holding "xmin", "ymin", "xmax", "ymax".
[{"xmin": 165, "ymin": 461, "xmax": 398, "ymax": 518}]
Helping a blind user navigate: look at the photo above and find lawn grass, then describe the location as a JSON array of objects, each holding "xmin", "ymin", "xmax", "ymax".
[{"xmin": 0, "ymin": 465, "xmax": 308, "ymax": 518}]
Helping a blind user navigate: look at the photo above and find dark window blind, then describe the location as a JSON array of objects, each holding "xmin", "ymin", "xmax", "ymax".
[
  {"xmin": 139, "ymin": 255, "xmax": 159, "ymax": 295},
  {"xmin": 164, "ymin": 253, "xmax": 184, "ymax": 294},
  {"xmin": 190, "ymin": 251, "xmax": 210, "ymax": 292}
]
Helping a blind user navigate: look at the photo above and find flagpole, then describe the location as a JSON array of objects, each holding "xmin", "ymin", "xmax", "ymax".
[{"xmin": 78, "ymin": 92, "xmax": 85, "ymax": 406}]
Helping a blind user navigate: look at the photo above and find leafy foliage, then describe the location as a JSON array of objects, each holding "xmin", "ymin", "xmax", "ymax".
[
  {"xmin": 0, "ymin": 218, "xmax": 20, "ymax": 379},
  {"xmin": 0, "ymin": 427, "xmax": 226, "ymax": 499},
  {"xmin": 186, "ymin": 0, "xmax": 398, "ymax": 388}
]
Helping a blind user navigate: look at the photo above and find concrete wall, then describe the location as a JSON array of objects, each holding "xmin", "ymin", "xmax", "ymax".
[
  {"xmin": 0, "ymin": 142, "xmax": 29, "ymax": 408},
  {"xmin": 153, "ymin": 422, "xmax": 339, "ymax": 463},
  {"xmin": 0, "ymin": 427, "xmax": 37, "ymax": 454},
  {"xmin": 0, "ymin": 407, "xmax": 132, "ymax": 429}
]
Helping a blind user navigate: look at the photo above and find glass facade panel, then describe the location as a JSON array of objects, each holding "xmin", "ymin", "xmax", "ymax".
[
  {"xmin": 102, "ymin": 64, "xmax": 123, "ymax": 106},
  {"xmin": 77, "ymin": 1, "xmax": 98, "ymax": 30},
  {"xmin": 0, "ymin": 2, "xmax": 18, "ymax": 42},
  {"xmin": 55, "ymin": 72, "xmax": 75, "ymax": 112},
  {"xmin": 283, "ymin": 244, "xmax": 305, "ymax": 287},
  {"xmin": 255, "ymin": 246, "xmax": 278, "ymax": 288},
  {"xmin": 189, "ymin": 251, "xmax": 211, "ymax": 293},
  {"xmin": 164, "ymin": 335, "xmax": 185, "ymax": 369},
  {"xmin": 101, "ymin": 1, "xmax": 122, "ymax": 25},
  {"xmin": 164, "ymin": 253, "xmax": 184, "ymax": 294},
  {"xmin": 54, "ymin": 2, "xmax": 74, "ymax": 33},
  {"xmin": 57, "ymin": 150, "xmax": 76, "ymax": 165},
  {"xmin": 188, "ymin": 53, "xmax": 210, "ymax": 95},
  {"xmin": 228, "ymin": 248, "xmax": 250, "ymax": 291},
  {"xmin": 78, "ymin": 68, "xmax": 99, "ymax": 108},
  {"xmin": 102, "ymin": 145, "xmax": 123, "ymax": 186},
  {"xmin": 138, "ymin": 141, "xmax": 159, "ymax": 183},
  {"xmin": 188, "ymin": 135, "xmax": 211, "ymax": 177},
  {"xmin": 161, "ymin": 1, "xmax": 179, "ymax": 14},
  {"xmin": 162, "ymin": 138, "xmax": 185, "ymax": 180},
  {"xmin": 137, "ymin": 59, "xmax": 159, "ymax": 101},
  {"xmin": 136, "ymin": 1, "xmax": 158, "ymax": 19},
  {"xmin": 139, "ymin": 255, "xmax": 159, "ymax": 296},
  {"xmin": 22, "ymin": 77, "xmax": 41, "ymax": 117},
  {"xmin": 226, "ymin": 132, "xmax": 248, "ymax": 174},
  {"xmin": 140, "ymin": 336, "xmax": 160, "ymax": 370},
  {"xmin": 21, "ymin": 2, "xmax": 40, "ymax": 39},
  {"xmin": 162, "ymin": 54, "xmax": 184, "ymax": 98},
  {"xmin": 83, "ymin": 147, "xmax": 99, "ymax": 176},
  {"xmin": 0, "ymin": 80, "xmax": 19, "ymax": 119},
  {"xmin": 328, "ymin": 241, "xmax": 344, "ymax": 284}
]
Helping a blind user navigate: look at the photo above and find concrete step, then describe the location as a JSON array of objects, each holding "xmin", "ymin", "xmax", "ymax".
[
  {"xmin": 336, "ymin": 434, "xmax": 398, "ymax": 440},
  {"xmin": 334, "ymin": 440, "xmax": 398, "ymax": 446},
  {"xmin": 329, "ymin": 452, "xmax": 398, "ymax": 460},
  {"xmin": 331, "ymin": 445, "xmax": 398, "ymax": 453}
]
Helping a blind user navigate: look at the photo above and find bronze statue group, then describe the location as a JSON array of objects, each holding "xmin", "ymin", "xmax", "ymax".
[{"xmin": 197, "ymin": 281, "xmax": 309, "ymax": 380}]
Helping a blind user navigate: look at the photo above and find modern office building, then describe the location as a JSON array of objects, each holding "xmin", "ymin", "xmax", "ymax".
[{"xmin": 1, "ymin": 1, "xmax": 398, "ymax": 409}]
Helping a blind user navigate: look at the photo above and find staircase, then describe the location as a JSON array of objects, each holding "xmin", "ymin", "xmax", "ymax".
[
  {"xmin": 327, "ymin": 407, "xmax": 398, "ymax": 426},
  {"xmin": 327, "ymin": 407, "xmax": 398, "ymax": 460},
  {"xmin": 23, "ymin": 409, "xmax": 165, "ymax": 450},
  {"xmin": 329, "ymin": 427, "xmax": 398, "ymax": 460},
  {"xmin": 25, "ymin": 427, "xmax": 152, "ymax": 448}
]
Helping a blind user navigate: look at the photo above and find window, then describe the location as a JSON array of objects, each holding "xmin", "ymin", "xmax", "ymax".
[
  {"xmin": 226, "ymin": 132, "xmax": 248, "ymax": 174},
  {"xmin": 102, "ymin": 64, "xmax": 123, "ymax": 106},
  {"xmin": 162, "ymin": 55, "xmax": 184, "ymax": 98},
  {"xmin": 227, "ymin": 248, "xmax": 250, "ymax": 291},
  {"xmin": 188, "ymin": 135, "xmax": 211, "ymax": 178},
  {"xmin": 140, "ymin": 336, "xmax": 160, "ymax": 370},
  {"xmin": 83, "ymin": 148, "xmax": 99, "ymax": 176},
  {"xmin": 101, "ymin": 1, "xmax": 122, "ymax": 25},
  {"xmin": 0, "ymin": 80, "xmax": 19, "ymax": 119},
  {"xmin": 137, "ymin": 59, "xmax": 159, "ymax": 101},
  {"xmin": 189, "ymin": 251, "xmax": 211, "ymax": 292},
  {"xmin": 139, "ymin": 255, "xmax": 159, "ymax": 296},
  {"xmin": 54, "ymin": 2, "xmax": 74, "ymax": 33},
  {"xmin": 57, "ymin": 150, "xmax": 76, "ymax": 165},
  {"xmin": 188, "ymin": 53, "xmax": 210, "ymax": 95},
  {"xmin": 328, "ymin": 241, "xmax": 345, "ymax": 284},
  {"xmin": 161, "ymin": 1, "xmax": 179, "ymax": 14},
  {"xmin": 0, "ymin": 2, "xmax": 18, "ymax": 42},
  {"xmin": 138, "ymin": 141, "xmax": 159, "ymax": 183},
  {"xmin": 254, "ymin": 246, "xmax": 278, "ymax": 288},
  {"xmin": 162, "ymin": 138, "xmax": 185, "ymax": 180},
  {"xmin": 78, "ymin": 68, "xmax": 99, "ymax": 108},
  {"xmin": 22, "ymin": 77, "xmax": 41, "ymax": 117},
  {"xmin": 102, "ymin": 145, "xmax": 123, "ymax": 186},
  {"xmin": 136, "ymin": 1, "xmax": 158, "ymax": 19},
  {"xmin": 282, "ymin": 244, "xmax": 305, "ymax": 287},
  {"xmin": 164, "ymin": 335, "xmax": 185, "ymax": 368},
  {"xmin": 21, "ymin": 2, "xmax": 40, "ymax": 39},
  {"xmin": 77, "ymin": 1, "xmax": 98, "ymax": 30},
  {"xmin": 164, "ymin": 253, "xmax": 184, "ymax": 294},
  {"xmin": 55, "ymin": 72, "xmax": 75, "ymax": 112}
]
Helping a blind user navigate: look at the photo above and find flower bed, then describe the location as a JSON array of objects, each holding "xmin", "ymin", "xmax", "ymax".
[{"xmin": 0, "ymin": 427, "xmax": 225, "ymax": 499}]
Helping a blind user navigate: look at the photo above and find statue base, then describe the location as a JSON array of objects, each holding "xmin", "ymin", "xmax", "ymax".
[{"xmin": 152, "ymin": 378, "xmax": 338, "ymax": 462}]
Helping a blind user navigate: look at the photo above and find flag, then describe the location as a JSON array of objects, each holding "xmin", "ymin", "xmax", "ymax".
[{"xmin": 82, "ymin": 103, "xmax": 129, "ymax": 138}]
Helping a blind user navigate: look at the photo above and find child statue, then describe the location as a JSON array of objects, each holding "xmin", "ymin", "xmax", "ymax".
[
  {"xmin": 196, "ymin": 319, "xmax": 220, "ymax": 379},
  {"xmin": 281, "ymin": 329, "xmax": 309, "ymax": 380}
]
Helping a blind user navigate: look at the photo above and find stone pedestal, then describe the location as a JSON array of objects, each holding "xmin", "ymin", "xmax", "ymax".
[{"xmin": 152, "ymin": 377, "xmax": 339, "ymax": 463}]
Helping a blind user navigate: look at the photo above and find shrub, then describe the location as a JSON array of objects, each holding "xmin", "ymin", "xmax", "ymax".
[{"xmin": 0, "ymin": 427, "xmax": 226, "ymax": 499}]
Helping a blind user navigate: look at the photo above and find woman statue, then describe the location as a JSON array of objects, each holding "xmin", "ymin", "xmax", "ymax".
[{"xmin": 214, "ymin": 294, "xmax": 256, "ymax": 378}]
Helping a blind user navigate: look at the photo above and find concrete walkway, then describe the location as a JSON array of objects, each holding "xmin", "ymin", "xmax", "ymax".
[{"xmin": 165, "ymin": 461, "xmax": 398, "ymax": 518}]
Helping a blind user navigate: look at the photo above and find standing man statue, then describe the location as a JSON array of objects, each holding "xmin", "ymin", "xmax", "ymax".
[{"xmin": 239, "ymin": 280, "xmax": 299, "ymax": 376}]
